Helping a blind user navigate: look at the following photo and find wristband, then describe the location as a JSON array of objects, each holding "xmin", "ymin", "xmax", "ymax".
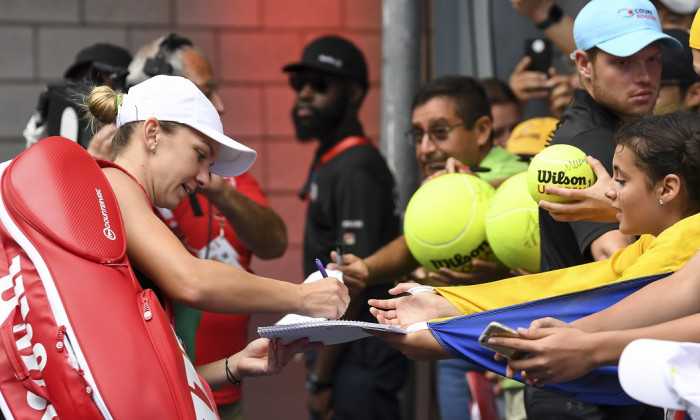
[
  {"xmin": 536, "ymin": 3, "xmax": 563, "ymax": 31},
  {"xmin": 225, "ymin": 356, "xmax": 241, "ymax": 386}
]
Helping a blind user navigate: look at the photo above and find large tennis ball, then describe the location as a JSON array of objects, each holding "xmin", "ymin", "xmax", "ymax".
[
  {"xmin": 404, "ymin": 173, "xmax": 495, "ymax": 273},
  {"xmin": 486, "ymin": 172, "xmax": 540, "ymax": 273},
  {"xmin": 527, "ymin": 144, "xmax": 596, "ymax": 203}
]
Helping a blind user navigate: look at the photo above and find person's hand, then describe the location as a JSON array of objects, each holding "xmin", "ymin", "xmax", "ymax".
[
  {"xmin": 307, "ymin": 389, "xmax": 333, "ymax": 420},
  {"xmin": 232, "ymin": 337, "xmax": 321, "ymax": 379},
  {"xmin": 297, "ymin": 278, "xmax": 350, "ymax": 319},
  {"xmin": 366, "ymin": 329, "xmax": 452, "ymax": 360},
  {"xmin": 510, "ymin": 58, "xmax": 573, "ymax": 113},
  {"xmin": 368, "ymin": 283, "xmax": 461, "ymax": 326},
  {"xmin": 425, "ymin": 157, "xmax": 473, "ymax": 181},
  {"xmin": 426, "ymin": 259, "xmax": 513, "ymax": 286},
  {"xmin": 489, "ymin": 325, "xmax": 597, "ymax": 385},
  {"xmin": 87, "ymin": 124, "xmax": 116, "ymax": 160},
  {"xmin": 197, "ymin": 173, "xmax": 227, "ymax": 196},
  {"xmin": 546, "ymin": 70, "xmax": 574, "ymax": 119},
  {"xmin": 327, "ymin": 252, "xmax": 368, "ymax": 298},
  {"xmin": 510, "ymin": 0, "xmax": 553, "ymax": 23},
  {"xmin": 509, "ymin": 56, "xmax": 552, "ymax": 103},
  {"xmin": 537, "ymin": 156, "xmax": 618, "ymax": 223},
  {"xmin": 492, "ymin": 316, "xmax": 570, "ymax": 364},
  {"xmin": 529, "ymin": 316, "xmax": 571, "ymax": 329}
]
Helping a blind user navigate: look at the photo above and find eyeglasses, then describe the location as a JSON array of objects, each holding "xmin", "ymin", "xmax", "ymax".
[
  {"xmin": 406, "ymin": 121, "xmax": 470, "ymax": 145},
  {"xmin": 289, "ymin": 73, "xmax": 332, "ymax": 93}
]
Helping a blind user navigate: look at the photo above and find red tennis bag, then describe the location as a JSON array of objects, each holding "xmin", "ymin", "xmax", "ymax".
[{"xmin": 0, "ymin": 137, "xmax": 218, "ymax": 419}]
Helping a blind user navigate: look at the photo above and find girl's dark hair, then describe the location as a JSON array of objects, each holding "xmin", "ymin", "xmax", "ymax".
[{"xmin": 615, "ymin": 111, "xmax": 700, "ymax": 214}]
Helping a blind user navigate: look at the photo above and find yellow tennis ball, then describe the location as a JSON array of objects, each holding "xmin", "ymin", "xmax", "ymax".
[
  {"xmin": 404, "ymin": 173, "xmax": 495, "ymax": 273},
  {"xmin": 527, "ymin": 144, "xmax": 596, "ymax": 203},
  {"xmin": 486, "ymin": 172, "xmax": 540, "ymax": 273}
]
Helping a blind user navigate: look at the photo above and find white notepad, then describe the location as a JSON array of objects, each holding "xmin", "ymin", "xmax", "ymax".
[
  {"xmin": 256, "ymin": 269, "xmax": 426, "ymax": 344},
  {"xmin": 257, "ymin": 319, "xmax": 409, "ymax": 345}
]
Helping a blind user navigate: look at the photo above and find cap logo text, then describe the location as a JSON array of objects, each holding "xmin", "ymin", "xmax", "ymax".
[{"xmin": 317, "ymin": 54, "xmax": 343, "ymax": 69}]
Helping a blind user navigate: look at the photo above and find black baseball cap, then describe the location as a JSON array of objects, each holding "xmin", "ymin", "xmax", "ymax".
[
  {"xmin": 661, "ymin": 29, "xmax": 700, "ymax": 87},
  {"xmin": 64, "ymin": 43, "xmax": 132, "ymax": 79},
  {"xmin": 282, "ymin": 35, "xmax": 368, "ymax": 88}
]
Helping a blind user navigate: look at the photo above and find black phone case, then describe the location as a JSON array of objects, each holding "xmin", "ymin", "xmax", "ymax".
[{"xmin": 525, "ymin": 38, "xmax": 552, "ymax": 74}]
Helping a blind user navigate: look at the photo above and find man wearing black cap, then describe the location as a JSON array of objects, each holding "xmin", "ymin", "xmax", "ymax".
[
  {"xmin": 63, "ymin": 43, "xmax": 132, "ymax": 88},
  {"xmin": 655, "ymin": 28, "xmax": 700, "ymax": 114},
  {"xmin": 283, "ymin": 35, "xmax": 408, "ymax": 420},
  {"xmin": 23, "ymin": 42, "xmax": 132, "ymax": 150}
]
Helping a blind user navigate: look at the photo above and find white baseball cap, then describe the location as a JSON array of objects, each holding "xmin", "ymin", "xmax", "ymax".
[
  {"xmin": 619, "ymin": 338, "xmax": 700, "ymax": 418},
  {"xmin": 116, "ymin": 75, "xmax": 257, "ymax": 177}
]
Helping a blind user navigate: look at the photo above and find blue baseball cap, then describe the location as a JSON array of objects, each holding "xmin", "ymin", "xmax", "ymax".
[{"xmin": 573, "ymin": 0, "xmax": 683, "ymax": 57}]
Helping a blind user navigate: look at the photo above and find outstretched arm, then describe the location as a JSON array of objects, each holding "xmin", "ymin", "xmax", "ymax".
[
  {"xmin": 199, "ymin": 174, "xmax": 287, "ymax": 259},
  {"xmin": 491, "ymin": 311, "xmax": 700, "ymax": 385},
  {"xmin": 367, "ymin": 329, "xmax": 452, "ymax": 361},
  {"xmin": 510, "ymin": 0, "xmax": 576, "ymax": 56},
  {"xmin": 368, "ymin": 283, "xmax": 462, "ymax": 326},
  {"xmin": 572, "ymin": 250, "xmax": 700, "ymax": 333},
  {"xmin": 106, "ymin": 167, "xmax": 350, "ymax": 318},
  {"xmin": 487, "ymin": 251, "xmax": 700, "ymax": 384},
  {"xmin": 327, "ymin": 237, "xmax": 420, "ymax": 295}
]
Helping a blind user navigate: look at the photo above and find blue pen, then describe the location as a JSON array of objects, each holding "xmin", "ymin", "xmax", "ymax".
[{"xmin": 315, "ymin": 258, "xmax": 328, "ymax": 277}]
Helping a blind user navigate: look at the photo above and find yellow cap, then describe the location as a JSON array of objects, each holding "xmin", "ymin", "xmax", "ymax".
[
  {"xmin": 505, "ymin": 117, "xmax": 558, "ymax": 157},
  {"xmin": 690, "ymin": 8, "xmax": 700, "ymax": 50}
]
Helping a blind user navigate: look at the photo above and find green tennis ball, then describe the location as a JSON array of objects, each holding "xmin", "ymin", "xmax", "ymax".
[
  {"xmin": 486, "ymin": 172, "xmax": 540, "ymax": 273},
  {"xmin": 404, "ymin": 173, "xmax": 495, "ymax": 273},
  {"xmin": 527, "ymin": 144, "xmax": 596, "ymax": 203}
]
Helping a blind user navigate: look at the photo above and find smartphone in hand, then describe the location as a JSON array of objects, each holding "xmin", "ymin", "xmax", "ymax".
[
  {"xmin": 525, "ymin": 37, "xmax": 552, "ymax": 74},
  {"xmin": 478, "ymin": 321, "xmax": 530, "ymax": 360}
]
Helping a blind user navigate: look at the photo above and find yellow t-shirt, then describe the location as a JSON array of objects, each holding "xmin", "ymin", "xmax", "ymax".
[{"xmin": 435, "ymin": 212, "xmax": 700, "ymax": 315}]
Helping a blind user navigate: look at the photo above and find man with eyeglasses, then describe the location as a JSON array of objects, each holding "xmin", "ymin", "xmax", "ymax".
[
  {"xmin": 283, "ymin": 35, "xmax": 409, "ymax": 420},
  {"xmin": 408, "ymin": 76, "xmax": 528, "ymax": 185},
  {"xmin": 335, "ymin": 76, "xmax": 528, "ymax": 297},
  {"xmin": 330, "ymin": 75, "xmax": 527, "ymax": 420}
]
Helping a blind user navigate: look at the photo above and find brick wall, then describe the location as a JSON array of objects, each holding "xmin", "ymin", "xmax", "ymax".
[{"xmin": 0, "ymin": 1, "xmax": 383, "ymax": 418}]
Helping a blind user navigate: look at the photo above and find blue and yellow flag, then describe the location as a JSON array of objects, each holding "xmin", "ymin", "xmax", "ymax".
[{"xmin": 426, "ymin": 213, "xmax": 700, "ymax": 405}]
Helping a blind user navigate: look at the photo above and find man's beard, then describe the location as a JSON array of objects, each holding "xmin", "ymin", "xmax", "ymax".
[{"xmin": 292, "ymin": 94, "xmax": 349, "ymax": 142}]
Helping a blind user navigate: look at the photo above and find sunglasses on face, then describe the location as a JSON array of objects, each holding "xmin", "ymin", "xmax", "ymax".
[{"xmin": 289, "ymin": 73, "xmax": 332, "ymax": 93}]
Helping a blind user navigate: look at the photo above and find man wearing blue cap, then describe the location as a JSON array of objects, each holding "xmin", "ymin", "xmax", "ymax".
[{"xmin": 530, "ymin": 0, "xmax": 682, "ymax": 418}]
